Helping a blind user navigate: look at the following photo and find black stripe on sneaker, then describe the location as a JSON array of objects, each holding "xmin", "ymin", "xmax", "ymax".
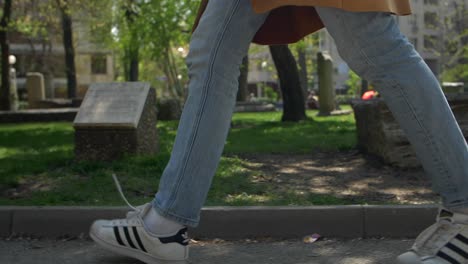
[
  {"xmin": 446, "ymin": 242, "xmax": 468, "ymax": 259},
  {"xmin": 456, "ymin": 234, "xmax": 468, "ymax": 245},
  {"xmin": 132, "ymin": 227, "xmax": 147, "ymax": 253},
  {"xmin": 113, "ymin": 227, "xmax": 125, "ymax": 246},
  {"xmin": 159, "ymin": 228, "xmax": 189, "ymax": 246},
  {"xmin": 123, "ymin": 226, "xmax": 137, "ymax": 249},
  {"xmin": 437, "ymin": 251, "xmax": 461, "ymax": 264}
]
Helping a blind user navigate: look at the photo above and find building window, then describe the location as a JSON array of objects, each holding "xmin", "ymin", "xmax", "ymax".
[
  {"xmin": 410, "ymin": 38, "xmax": 419, "ymax": 49},
  {"xmin": 91, "ymin": 54, "xmax": 107, "ymax": 75},
  {"xmin": 424, "ymin": 0, "xmax": 438, "ymax": 5},
  {"xmin": 424, "ymin": 35, "xmax": 438, "ymax": 50},
  {"xmin": 424, "ymin": 12, "xmax": 439, "ymax": 29}
]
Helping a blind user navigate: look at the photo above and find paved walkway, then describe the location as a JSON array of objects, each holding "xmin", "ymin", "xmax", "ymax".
[{"xmin": 1, "ymin": 238, "xmax": 413, "ymax": 264}]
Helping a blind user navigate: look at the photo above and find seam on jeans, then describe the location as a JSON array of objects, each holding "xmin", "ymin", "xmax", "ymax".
[{"xmin": 166, "ymin": 0, "xmax": 242, "ymax": 210}]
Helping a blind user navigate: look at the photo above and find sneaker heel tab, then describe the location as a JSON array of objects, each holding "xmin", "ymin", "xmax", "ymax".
[{"xmin": 438, "ymin": 208, "xmax": 454, "ymax": 220}]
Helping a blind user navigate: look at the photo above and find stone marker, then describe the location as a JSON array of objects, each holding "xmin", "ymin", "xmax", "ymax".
[
  {"xmin": 352, "ymin": 94, "xmax": 468, "ymax": 168},
  {"xmin": 73, "ymin": 82, "xmax": 158, "ymax": 161},
  {"xmin": 26, "ymin": 72, "xmax": 45, "ymax": 109},
  {"xmin": 157, "ymin": 98, "xmax": 182, "ymax": 121},
  {"xmin": 352, "ymin": 99, "xmax": 419, "ymax": 168},
  {"xmin": 9, "ymin": 66, "xmax": 19, "ymax": 111},
  {"xmin": 44, "ymin": 72, "xmax": 55, "ymax": 99},
  {"xmin": 317, "ymin": 52, "xmax": 336, "ymax": 116}
]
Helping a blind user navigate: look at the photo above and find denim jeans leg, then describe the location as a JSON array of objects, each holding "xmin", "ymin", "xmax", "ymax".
[
  {"xmin": 316, "ymin": 7, "xmax": 468, "ymax": 209},
  {"xmin": 153, "ymin": 0, "xmax": 269, "ymax": 227}
]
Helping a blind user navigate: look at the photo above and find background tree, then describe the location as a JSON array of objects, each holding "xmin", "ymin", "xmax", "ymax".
[
  {"xmin": 441, "ymin": 1, "xmax": 468, "ymax": 83},
  {"xmin": 10, "ymin": 0, "xmax": 59, "ymax": 98},
  {"xmin": 269, "ymin": 45, "xmax": 306, "ymax": 122},
  {"xmin": 8, "ymin": 0, "xmax": 112, "ymax": 100},
  {"xmin": 0, "ymin": 0, "xmax": 12, "ymax": 110},
  {"xmin": 121, "ymin": 0, "xmax": 141, "ymax": 81},
  {"xmin": 346, "ymin": 70, "xmax": 361, "ymax": 97},
  {"xmin": 55, "ymin": 0, "xmax": 77, "ymax": 98},
  {"xmin": 106, "ymin": 0, "xmax": 198, "ymax": 98},
  {"xmin": 138, "ymin": 0, "xmax": 198, "ymax": 98},
  {"xmin": 295, "ymin": 41, "xmax": 308, "ymax": 102},
  {"xmin": 237, "ymin": 55, "xmax": 249, "ymax": 102},
  {"xmin": 289, "ymin": 35, "xmax": 320, "ymax": 94}
]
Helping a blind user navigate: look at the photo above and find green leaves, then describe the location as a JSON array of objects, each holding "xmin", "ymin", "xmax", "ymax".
[{"xmin": 8, "ymin": 0, "xmax": 201, "ymax": 97}]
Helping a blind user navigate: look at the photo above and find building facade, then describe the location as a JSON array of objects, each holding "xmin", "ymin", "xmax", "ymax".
[
  {"xmin": 11, "ymin": 14, "xmax": 114, "ymax": 99},
  {"xmin": 319, "ymin": 0, "xmax": 467, "ymax": 91}
]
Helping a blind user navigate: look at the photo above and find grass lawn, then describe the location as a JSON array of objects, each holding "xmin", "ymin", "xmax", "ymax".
[{"xmin": 0, "ymin": 107, "xmax": 358, "ymax": 206}]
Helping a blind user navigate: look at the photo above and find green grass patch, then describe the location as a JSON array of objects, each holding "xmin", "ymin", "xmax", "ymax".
[
  {"xmin": 227, "ymin": 108, "xmax": 356, "ymax": 154},
  {"xmin": 0, "ymin": 108, "xmax": 358, "ymax": 206}
]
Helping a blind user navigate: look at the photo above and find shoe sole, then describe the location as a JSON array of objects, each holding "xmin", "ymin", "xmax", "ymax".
[
  {"xmin": 397, "ymin": 252, "xmax": 443, "ymax": 264},
  {"xmin": 90, "ymin": 231, "xmax": 188, "ymax": 264},
  {"xmin": 397, "ymin": 252, "xmax": 423, "ymax": 264}
]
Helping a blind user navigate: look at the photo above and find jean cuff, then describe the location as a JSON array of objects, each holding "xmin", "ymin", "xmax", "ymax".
[{"xmin": 151, "ymin": 199, "xmax": 200, "ymax": 228}]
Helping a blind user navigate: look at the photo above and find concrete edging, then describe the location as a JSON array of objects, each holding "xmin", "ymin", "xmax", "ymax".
[
  {"xmin": 0, "ymin": 205, "xmax": 438, "ymax": 239},
  {"xmin": 0, "ymin": 108, "xmax": 78, "ymax": 123}
]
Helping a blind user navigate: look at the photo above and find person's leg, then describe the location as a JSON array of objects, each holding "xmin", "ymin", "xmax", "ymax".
[
  {"xmin": 315, "ymin": 7, "xmax": 468, "ymax": 264},
  {"xmin": 90, "ymin": 1, "xmax": 269, "ymax": 263},
  {"xmin": 153, "ymin": 0, "xmax": 269, "ymax": 228},
  {"xmin": 316, "ymin": 7, "xmax": 468, "ymax": 209}
]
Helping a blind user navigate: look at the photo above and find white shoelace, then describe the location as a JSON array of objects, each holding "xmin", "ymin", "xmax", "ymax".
[
  {"xmin": 112, "ymin": 174, "xmax": 190, "ymax": 244},
  {"xmin": 112, "ymin": 174, "xmax": 138, "ymax": 211}
]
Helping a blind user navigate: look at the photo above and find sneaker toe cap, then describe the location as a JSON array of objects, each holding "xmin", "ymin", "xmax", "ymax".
[
  {"xmin": 90, "ymin": 220, "xmax": 113, "ymax": 240},
  {"xmin": 397, "ymin": 252, "xmax": 423, "ymax": 264}
]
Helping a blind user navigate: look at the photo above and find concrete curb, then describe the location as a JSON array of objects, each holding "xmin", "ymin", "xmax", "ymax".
[
  {"xmin": 0, "ymin": 205, "xmax": 438, "ymax": 239},
  {"xmin": 0, "ymin": 108, "xmax": 78, "ymax": 123}
]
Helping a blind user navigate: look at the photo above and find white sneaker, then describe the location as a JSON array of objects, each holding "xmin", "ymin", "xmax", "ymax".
[
  {"xmin": 398, "ymin": 208, "xmax": 468, "ymax": 264},
  {"xmin": 90, "ymin": 175, "xmax": 189, "ymax": 264},
  {"xmin": 90, "ymin": 203, "xmax": 189, "ymax": 264}
]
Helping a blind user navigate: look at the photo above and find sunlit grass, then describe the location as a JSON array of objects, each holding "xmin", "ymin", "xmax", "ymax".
[{"xmin": 0, "ymin": 107, "xmax": 359, "ymax": 206}]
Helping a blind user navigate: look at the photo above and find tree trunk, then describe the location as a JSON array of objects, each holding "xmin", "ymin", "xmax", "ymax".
[
  {"xmin": 128, "ymin": 49, "xmax": 139, "ymax": 81},
  {"xmin": 361, "ymin": 79, "xmax": 368, "ymax": 97},
  {"xmin": 124, "ymin": 2, "xmax": 139, "ymax": 82},
  {"xmin": 0, "ymin": 0, "xmax": 12, "ymax": 110},
  {"xmin": 297, "ymin": 46, "xmax": 308, "ymax": 102},
  {"xmin": 60, "ymin": 3, "xmax": 77, "ymax": 99},
  {"xmin": 269, "ymin": 45, "xmax": 306, "ymax": 122},
  {"xmin": 237, "ymin": 55, "xmax": 249, "ymax": 102}
]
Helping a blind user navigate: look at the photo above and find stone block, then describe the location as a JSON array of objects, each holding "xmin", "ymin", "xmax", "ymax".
[
  {"xmin": 73, "ymin": 83, "xmax": 158, "ymax": 161},
  {"xmin": 26, "ymin": 72, "xmax": 45, "ymax": 109}
]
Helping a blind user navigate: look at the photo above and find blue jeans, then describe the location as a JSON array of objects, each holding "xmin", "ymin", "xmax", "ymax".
[{"xmin": 153, "ymin": 0, "xmax": 468, "ymax": 227}]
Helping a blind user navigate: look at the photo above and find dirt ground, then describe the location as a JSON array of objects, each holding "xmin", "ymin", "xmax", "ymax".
[
  {"xmin": 239, "ymin": 150, "xmax": 440, "ymax": 205},
  {"xmin": 0, "ymin": 238, "xmax": 414, "ymax": 264}
]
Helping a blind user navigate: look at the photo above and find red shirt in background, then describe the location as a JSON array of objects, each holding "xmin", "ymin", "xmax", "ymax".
[{"xmin": 362, "ymin": 90, "xmax": 376, "ymax": 100}]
